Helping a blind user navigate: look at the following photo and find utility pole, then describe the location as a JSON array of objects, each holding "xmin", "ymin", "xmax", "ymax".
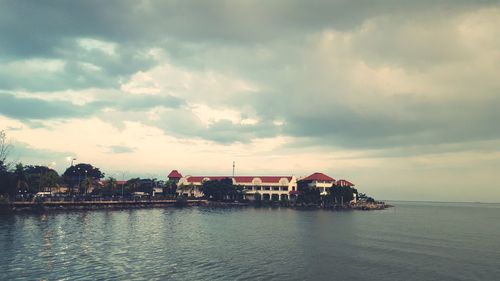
[
  {"xmin": 232, "ymin": 161, "xmax": 235, "ymax": 178},
  {"xmin": 121, "ymin": 171, "xmax": 126, "ymax": 198}
]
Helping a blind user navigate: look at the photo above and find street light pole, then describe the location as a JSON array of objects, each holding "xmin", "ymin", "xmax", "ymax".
[
  {"xmin": 84, "ymin": 170, "xmax": 88, "ymax": 195},
  {"xmin": 121, "ymin": 172, "xmax": 126, "ymax": 199}
]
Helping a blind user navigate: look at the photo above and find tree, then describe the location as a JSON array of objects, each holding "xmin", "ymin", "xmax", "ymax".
[
  {"xmin": 92, "ymin": 177, "xmax": 117, "ymax": 196},
  {"xmin": 124, "ymin": 178, "xmax": 155, "ymax": 195},
  {"xmin": 62, "ymin": 163, "xmax": 104, "ymax": 194},
  {"xmin": 163, "ymin": 180, "xmax": 178, "ymax": 196},
  {"xmin": 328, "ymin": 185, "xmax": 358, "ymax": 206},
  {"xmin": 200, "ymin": 178, "xmax": 244, "ymax": 201},
  {"xmin": 296, "ymin": 180, "xmax": 321, "ymax": 205},
  {"xmin": 14, "ymin": 163, "xmax": 29, "ymax": 193},
  {"xmin": 0, "ymin": 130, "xmax": 11, "ymax": 172},
  {"xmin": 24, "ymin": 165, "xmax": 60, "ymax": 193},
  {"xmin": 0, "ymin": 131, "xmax": 16, "ymax": 197}
]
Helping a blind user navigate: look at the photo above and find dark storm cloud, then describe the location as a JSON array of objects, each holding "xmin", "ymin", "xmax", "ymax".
[
  {"xmin": 1, "ymin": 0, "xmax": 499, "ymax": 152},
  {"xmin": 0, "ymin": 0, "xmax": 495, "ymax": 55},
  {"xmin": 0, "ymin": 91, "xmax": 185, "ymax": 122}
]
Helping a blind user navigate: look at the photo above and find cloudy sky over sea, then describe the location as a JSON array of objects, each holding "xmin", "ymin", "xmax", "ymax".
[{"xmin": 1, "ymin": 0, "xmax": 499, "ymax": 201}]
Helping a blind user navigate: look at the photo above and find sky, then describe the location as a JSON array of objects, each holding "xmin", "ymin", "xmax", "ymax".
[{"xmin": 1, "ymin": 0, "xmax": 499, "ymax": 202}]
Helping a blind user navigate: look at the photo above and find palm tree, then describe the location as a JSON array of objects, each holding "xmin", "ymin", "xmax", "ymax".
[{"xmin": 14, "ymin": 163, "xmax": 29, "ymax": 194}]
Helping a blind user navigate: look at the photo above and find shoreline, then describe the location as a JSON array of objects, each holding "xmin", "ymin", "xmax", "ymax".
[{"xmin": 0, "ymin": 200, "xmax": 390, "ymax": 214}]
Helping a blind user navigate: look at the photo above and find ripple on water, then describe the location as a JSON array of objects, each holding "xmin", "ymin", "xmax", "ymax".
[{"xmin": 1, "ymin": 204, "xmax": 500, "ymax": 281}]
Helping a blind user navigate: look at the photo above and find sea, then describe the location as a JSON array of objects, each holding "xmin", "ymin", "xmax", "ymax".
[{"xmin": 0, "ymin": 201, "xmax": 499, "ymax": 281}]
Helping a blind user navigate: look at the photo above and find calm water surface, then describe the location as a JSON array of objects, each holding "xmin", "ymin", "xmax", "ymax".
[{"xmin": 1, "ymin": 202, "xmax": 500, "ymax": 281}]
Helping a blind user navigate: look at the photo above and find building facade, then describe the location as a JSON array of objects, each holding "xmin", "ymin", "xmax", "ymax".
[
  {"xmin": 170, "ymin": 170, "xmax": 355, "ymax": 202},
  {"xmin": 300, "ymin": 172, "xmax": 336, "ymax": 196},
  {"xmin": 174, "ymin": 173, "xmax": 297, "ymax": 201}
]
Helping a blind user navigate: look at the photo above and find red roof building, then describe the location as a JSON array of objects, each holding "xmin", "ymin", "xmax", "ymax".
[
  {"xmin": 185, "ymin": 176, "xmax": 293, "ymax": 185},
  {"xmin": 336, "ymin": 179, "xmax": 355, "ymax": 187},
  {"xmin": 302, "ymin": 172, "xmax": 335, "ymax": 182},
  {"xmin": 168, "ymin": 170, "xmax": 183, "ymax": 180},
  {"xmin": 177, "ymin": 174, "xmax": 297, "ymax": 200}
]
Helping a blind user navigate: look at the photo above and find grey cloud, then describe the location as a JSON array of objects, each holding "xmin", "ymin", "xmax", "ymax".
[
  {"xmin": 1, "ymin": 0, "xmax": 499, "ymax": 155},
  {"xmin": 0, "ymin": 90, "xmax": 186, "ymax": 122},
  {"xmin": 153, "ymin": 108, "xmax": 280, "ymax": 143},
  {"xmin": 116, "ymin": 95, "xmax": 186, "ymax": 111},
  {"xmin": 1, "ymin": 0, "xmax": 496, "ymax": 57},
  {"xmin": 9, "ymin": 141, "xmax": 73, "ymax": 169},
  {"xmin": 0, "ymin": 92, "xmax": 94, "ymax": 120}
]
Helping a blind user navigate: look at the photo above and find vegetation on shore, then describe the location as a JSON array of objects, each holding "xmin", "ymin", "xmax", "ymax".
[{"xmin": 1, "ymin": 130, "xmax": 386, "ymax": 211}]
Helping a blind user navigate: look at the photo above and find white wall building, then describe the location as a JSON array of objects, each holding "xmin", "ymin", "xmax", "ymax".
[
  {"xmin": 169, "ymin": 170, "xmax": 356, "ymax": 202},
  {"xmin": 176, "ymin": 174, "xmax": 297, "ymax": 201}
]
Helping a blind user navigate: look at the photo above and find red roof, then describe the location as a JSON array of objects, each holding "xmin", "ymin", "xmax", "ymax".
[
  {"xmin": 168, "ymin": 170, "xmax": 183, "ymax": 179},
  {"xmin": 302, "ymin": 172, "xmax": 335, "ymax": 182},
  {"xmin": 186, "ymin": 176, "xmax": 292, "ymax": 184},
  {"xmin": 336, "ymin": 179, "xmax": 355, "ymax": 187}
]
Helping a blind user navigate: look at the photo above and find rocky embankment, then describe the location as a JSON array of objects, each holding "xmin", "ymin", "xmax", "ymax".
[{"xmin": 350, "ymin": 201, "xmax": 392, "ymax": 210}]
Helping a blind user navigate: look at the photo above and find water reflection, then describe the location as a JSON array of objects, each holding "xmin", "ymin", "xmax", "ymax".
[{"xmin": 0, "ymin": 204, "xmax": 500, "ymax": 281}]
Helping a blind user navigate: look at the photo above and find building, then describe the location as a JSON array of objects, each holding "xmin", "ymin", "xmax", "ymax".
[
  {"xmin": 300, "ymin": 172, "xmax": 336, "ymax": 195},
  {"xmin": 167, "ymin": 170, "xmax": 183, "ymax": 183},
  {"xmin": 172, "ymin": 170, "xmax": 356, "ymax": 202},
  {"xmin": 176, "ymin": 175, "xmax": 298, "ymax": 201},
  {"xmin": 336, "ymin": 179, "xmax": 355, "ymax": 187}
]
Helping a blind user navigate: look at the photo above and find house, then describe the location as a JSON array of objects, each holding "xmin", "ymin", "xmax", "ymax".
[
  {"xmin": 300, "ymin": 172, "xmax": 336, "ymax": 195},
  {"xmin": 176, "ymin": 174, "xmax": 298, "ymax": 201},
  {"xmin": 171, "ymin": 170, "xmax": 356, "ymax": 202},
  {"xmin": 167, "ymin": 170, "xmax": 182, "ymax": 183}
]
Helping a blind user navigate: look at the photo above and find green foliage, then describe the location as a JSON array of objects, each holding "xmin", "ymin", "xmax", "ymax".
[
  {"xmin": 91, "ymin": 177, "xmax": 118, "ymax": 196},
  {"xmin": 0, "ymin": 130, "xmax": 11, "ymax": 172},
  {"xmin": 0, "ymin": 130, "xmax": 16, "ymax": 197},
  {"xmin": 328, "ymin": 185, "xmax": 358, "ymax": 205},
  {"xmin": 163, "ymin": 180, "xmax": 178, "ymax": 196},
  {"xmin": 23, "ymin": 165, "xmax": 61, "ymax": 193},
  {"xmin": 62, "ymin": 163, "xmax": 104, "ymax": 190},
  {"xmin": 124, "ymin": 178, "xmax": 155, "ymax": 195},
  {"xmin": 296, "ymin": 180, "xmax": 321, "ymax": 205},
  {"xmin": 200, "ymin": 178, "xmax": 244, "ymax": 201}
]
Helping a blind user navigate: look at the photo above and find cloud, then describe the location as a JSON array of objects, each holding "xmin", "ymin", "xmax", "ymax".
[
  {"xmin": 0, "ymin": 92, "xmax": 94, "ymax": 120},
  {"xmin": 9, "ymin": 141, "xmax": 73, "ymax": 170},
  {"xmin": 108, "ymin": 145, "xmax": 136, "ymax": 154}
]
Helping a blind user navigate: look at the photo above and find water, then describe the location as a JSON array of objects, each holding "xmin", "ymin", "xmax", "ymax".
[{"xmin": 1, "ymin": 202, "xmax": 499, "ymax": 281}]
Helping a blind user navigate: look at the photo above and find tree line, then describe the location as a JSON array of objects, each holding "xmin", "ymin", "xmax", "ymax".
[{"xmin": 0, "ymin": 130, "xmax": 179, "ymax": 200}]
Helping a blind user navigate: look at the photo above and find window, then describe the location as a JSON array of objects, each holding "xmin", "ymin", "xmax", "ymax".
[
  {"xmin": 247, "ymin": 186, "xmax": 253, "ymax": 190},
  {"xmin": 273, "ymin": 187, "xmax": 280, "ymax": 191},
  {"xmin": 256, "ymin": 186, "xmax": 262, "ymax": 191},
  {"xmin": 281, "ymin": 187, "xmax": 288, "ymax": 191},
  {"xmin": 264, "ymin": 186, "xmax": 270, "ymax": 191}
]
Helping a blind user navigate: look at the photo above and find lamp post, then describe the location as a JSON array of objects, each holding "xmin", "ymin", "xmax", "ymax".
[
  {"xmin": 77, "ymin": 167, "xmax": 81, "ymax": 195},
  {"xmin": 84, "ymin": 169, "xmax": 88, "ymax": 195}
]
